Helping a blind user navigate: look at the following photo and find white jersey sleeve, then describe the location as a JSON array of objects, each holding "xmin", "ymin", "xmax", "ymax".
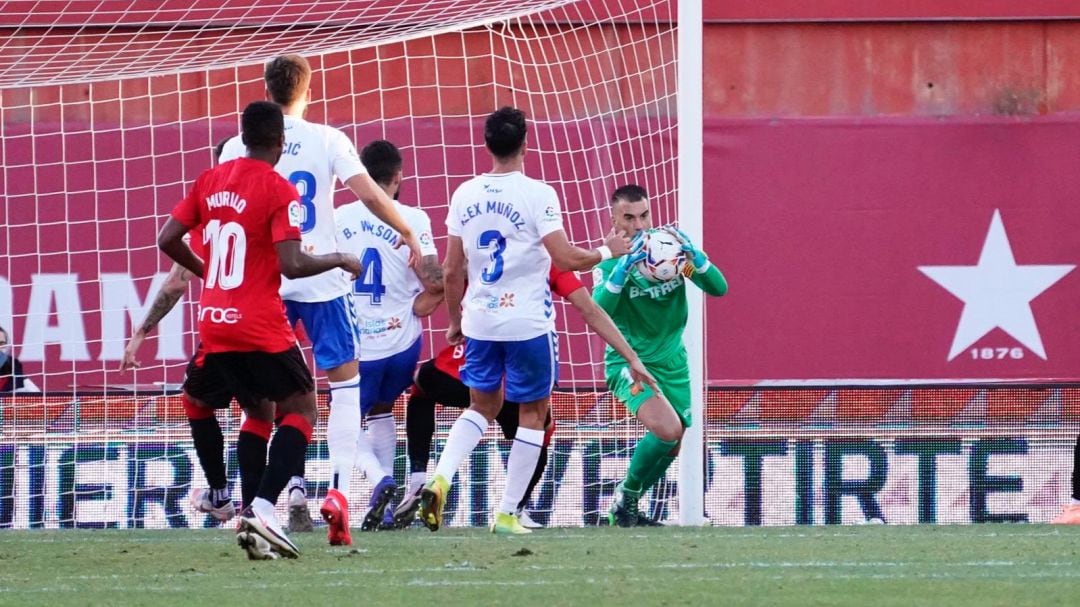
[
  {"xmin": 327, "ymin": 129, "xmax": 366, "ymax": 185},
  {"xmin": 217, "ymin": 136, "xmax": 244, "ymax": 163},
  {"xmin": 337, "ymin": 200, "xmax": 435, "ymax": 360},
  {"xmin": 533, "ymin": 185, "xmax": 564, "ymax": 238},
  {"xmin": 416, "ymin": 210, "xmax": 439, "ymax": 257}
]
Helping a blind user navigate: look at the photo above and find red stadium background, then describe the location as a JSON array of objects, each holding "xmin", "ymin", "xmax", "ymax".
[
  {"xmin": 3, "ymin": 2, "xmax": 1080, "ymax": 389},
  {"xmin": 3, "ymin": 0, "xmax": 1080, "ymax": 530}
]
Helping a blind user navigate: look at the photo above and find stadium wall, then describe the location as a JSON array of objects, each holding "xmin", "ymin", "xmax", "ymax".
[{"xmin": 4, "ymin": 19, "xmax": 1080, "ymax": 385}]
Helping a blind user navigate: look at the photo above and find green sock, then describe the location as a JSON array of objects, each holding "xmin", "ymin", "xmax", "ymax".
[
  {"xmin": 639, "ymin": 454, "xmax": 676, "ymax": 495},
  {"xmin": 623, "ymin": 432, "xmax": 678, "ymax": 497}
]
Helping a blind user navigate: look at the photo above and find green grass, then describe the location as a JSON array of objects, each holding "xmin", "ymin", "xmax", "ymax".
[{"xmin": 1, "ymin": 525, "xmax": 1078, "ymax": 606}]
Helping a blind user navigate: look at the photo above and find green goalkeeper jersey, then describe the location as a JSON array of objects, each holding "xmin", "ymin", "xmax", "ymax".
[{"xmin": 592, "ymin": 257, "xmax": 728, "ymax": 365}]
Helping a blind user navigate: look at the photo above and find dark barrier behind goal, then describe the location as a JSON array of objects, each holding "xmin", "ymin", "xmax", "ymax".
[{"xmin": 0, "ymin": 383, "xmax": 1075, "ymax": 528}]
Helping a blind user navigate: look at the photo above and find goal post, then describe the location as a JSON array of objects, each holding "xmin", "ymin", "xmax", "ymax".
[
  {"xmin": 676, "ymin": 0, "xmax": 706, "ymax": 527},
  {"xmin": 0, "ymin": 0, "xmax": 702, "ymax": 528}
]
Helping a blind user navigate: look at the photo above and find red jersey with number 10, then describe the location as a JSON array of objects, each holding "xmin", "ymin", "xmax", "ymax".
[
  {"xmin": 433, "ymin": 266, "xmax": 585, "ymax": 379},
  {"xmin": 171, "ymin": 157, "xmax": 303, "ymax": 353}
]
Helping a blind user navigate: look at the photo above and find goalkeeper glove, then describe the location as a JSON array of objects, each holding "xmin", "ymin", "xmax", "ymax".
[
  {"xmin": 606, "ymin": 232, "xmax": 647, "ymax": 288},
  {"xmin": 665, "ymin": 225, "xmax": 709, "ymax": 272}
]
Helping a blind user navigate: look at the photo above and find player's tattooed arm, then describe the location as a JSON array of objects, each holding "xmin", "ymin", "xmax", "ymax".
[
  {"xmin": 121, "ymin": 263, "xmax": 192, "ymax": 371},
  {"xmin": 412, "ymin": 254, "xmax": 445, "ymax": 317},
  {"xmin": 418, "ymin": 254, "xmax": 444, "ymax": 293},
  {"xmin": 140, "ymin": 266, "xmax": 192, "ymax": 334}
]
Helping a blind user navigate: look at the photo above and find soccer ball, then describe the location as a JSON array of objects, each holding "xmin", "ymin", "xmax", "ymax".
[{"xmin": 636, "ymin": 229, "xmax": 686, "ymax": 283}]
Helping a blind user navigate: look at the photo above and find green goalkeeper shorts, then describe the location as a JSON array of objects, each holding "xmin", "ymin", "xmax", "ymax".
[{"xmin": 605, "ymin": 350, "xmax": 691, "ymax": 428}]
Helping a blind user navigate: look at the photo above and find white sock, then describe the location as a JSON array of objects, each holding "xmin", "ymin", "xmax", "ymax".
[
  {"xmin": 367, "ymin": 413, "xmax": 397, "ymax": 478},
  {"xmin": 433, "ymin": 409, "xmax": 488, "ymax": 484},
  {"xmin": 287, "ymin": 476, "xmax": 305, "ymax": 495},
  {"xmin": 409, "ymin": 471, "xmax": 427, "ymax": 494},
  {"xmin": 500, "ymin": 427, "xmax": 544, "ymax": 514},
  {"xmin": 326, "ymin": 376, "xmax": 362, "ymax": 495},
  {"xmin": 353, "ymin": 424, "xmax": 387, "ymax": 481}
]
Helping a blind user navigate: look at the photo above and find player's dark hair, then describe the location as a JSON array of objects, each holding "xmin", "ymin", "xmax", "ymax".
[
  {"xmin": 264, "ymin": 54, "xmax": 311, "ymax": 106},
  {"xmin": 360, "ymin": 139, "xmax": 403, "ymax": 187},
  {"xmin": 611, "ymin": 184, "xmax": 649, "ymax": 206},
  {"xmin": 212, "ymin": 137, "xmax": 230, "ymax": 163},
  {"xmin": 484, "ymin": 106, "xmax": 527, "ymax": 159},
  {"xmin": 241, "ymin": 101, "xmax": 285, "ymax": 150}
]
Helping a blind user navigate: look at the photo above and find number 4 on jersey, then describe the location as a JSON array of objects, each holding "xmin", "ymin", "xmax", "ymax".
[{"xmin": 353, "ymin": 247, "xmax": 386, "ymax": 304}]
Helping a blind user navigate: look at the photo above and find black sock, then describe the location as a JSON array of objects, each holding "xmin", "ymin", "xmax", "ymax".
[
  {"xmin": 406, "ymin": 390, "xmax": 437, "ymax": 474},
  {"xmin": 518, "ymin": 445, "xmax": 548, "ymax": 511},
  {"xmin": 256, "ymin": 425, "xmax": 309, "ymax": 504},
  {"xmin": 189, "ymin": 417, "xmax": 226, "ymax": 490},
  {"xmin": 1073, "ymin": 433, "xmax": 1080, "ymax": 501},
  {"xmin": 237, "ymin": 431, "xmax": 268, "ymax": 509}
]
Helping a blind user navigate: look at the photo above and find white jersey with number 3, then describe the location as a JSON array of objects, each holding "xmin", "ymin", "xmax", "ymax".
[
  {"xmin": 335, "ymin": 200, "xmax": 438, "ymax": 360},
  {"xmin": 219, "ymin": 115, "xmax": 366, "ymax": 302},
  {"xmin": 446, "ymin": 171, "xmax": 564, "ymax": 341}
]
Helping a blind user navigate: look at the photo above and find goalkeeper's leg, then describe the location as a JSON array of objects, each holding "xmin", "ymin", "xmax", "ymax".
[{"xmin": 605, "ymin": 359, "xmax": 684, "ymax": 527}]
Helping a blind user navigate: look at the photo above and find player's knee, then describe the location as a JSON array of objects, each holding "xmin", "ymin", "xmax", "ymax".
[
  {"xmin": 181, "ymin": 394, "xmax": 214, "ymax": 421},
  {"xmin": 655, "ymin": 421, "xmax": 683, "ymax": 443}
]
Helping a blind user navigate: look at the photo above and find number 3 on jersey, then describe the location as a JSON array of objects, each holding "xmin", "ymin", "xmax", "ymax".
[
  {"xmin": 353, "ymin": 247, "xmax": 386, "ymax": 304},
  {"xmin": 287, "ymin": 171, "xmax": 317, "ymax": 234},
  {"xmin": 478, "ymin": 229, "xmax": 506, "ymax": 284}
]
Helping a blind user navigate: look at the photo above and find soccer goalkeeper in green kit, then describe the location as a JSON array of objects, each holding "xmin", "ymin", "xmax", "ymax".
[{"xmin": 592, "ymin": 184, "xmax": 728, "ymax": 526}]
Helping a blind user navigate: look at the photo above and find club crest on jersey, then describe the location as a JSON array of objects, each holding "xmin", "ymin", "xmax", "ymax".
[{"xmin": 287, "ymin": 200, "xmax": 304, "ymax": 227}]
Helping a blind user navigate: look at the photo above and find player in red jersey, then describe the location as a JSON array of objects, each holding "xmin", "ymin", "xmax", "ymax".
[
  {"xmin": 392, "ymin": 265, "xmax": 656, "ymax": 528},
  {"xmin": 158, "ymin": 101, "xmax": 361, "ymax": 559},
  {"xmin": 120, "ymin": 139, "xmax": 272, "ymax": 525}
]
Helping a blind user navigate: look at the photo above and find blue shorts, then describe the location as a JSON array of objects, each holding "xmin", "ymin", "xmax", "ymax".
[
  {"xmin": 284, "ymin": 295, "xmax": 360, "ymax": 371},
  {"xmin": 360, "ymin": 338, "xmax": 423, "ymax": 415},
  {"xmin": 460, "ymin": 332, "xmax": 558, "ymax": 403}
]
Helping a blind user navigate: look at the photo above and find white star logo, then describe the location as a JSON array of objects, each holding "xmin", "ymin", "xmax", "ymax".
[{"xmin": 919, "ymin": 210, "xmax": 1074, "ymax": 361}]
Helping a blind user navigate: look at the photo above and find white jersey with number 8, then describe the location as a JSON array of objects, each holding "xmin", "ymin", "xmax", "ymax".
[
  {"xmin": 219, "ymin": 114, "xmax": 367, "ymax": 302},
  {"xmin": 446, "ymin": 171, "xmax": 564, "ymax": 341}
]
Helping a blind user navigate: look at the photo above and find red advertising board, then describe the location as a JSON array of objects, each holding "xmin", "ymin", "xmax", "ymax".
[
  {"xmin": 705, "ymin": 117, "xmax": 1080, "ymax": 383},
  {"xmin": 4, "ymin": 116, "xmax": 1080, "ymax": 387}
]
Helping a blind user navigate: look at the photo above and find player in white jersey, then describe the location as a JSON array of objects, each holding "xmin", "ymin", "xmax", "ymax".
[
  {"xmin": 418, "ymin": 106, "xmax": 649, "ymax": 534},
  {"xmin": 335, "ymin": 139, "xmax": 443, "ymax": 531},
  {"xmin": 219, "ymin": 55, "xmax": 422, "ymax": 546}
]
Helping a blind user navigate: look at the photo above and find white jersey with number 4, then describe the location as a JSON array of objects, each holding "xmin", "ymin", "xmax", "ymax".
[
  {"xmin": 446, "ymin": 171, "xmax": 564, "ymax": 341},
  {"xmin": 219, "ymin": 114, "xmax": 366, "ymax": 302},
  {"xmin": 336, "ymin": 200, "xmax": 438, "ymax": 360}
]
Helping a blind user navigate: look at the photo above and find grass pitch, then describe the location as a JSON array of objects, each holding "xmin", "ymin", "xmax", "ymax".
[{"xmin": 0, "ymin": 524, "xmax": 1077, "ymax": 606}]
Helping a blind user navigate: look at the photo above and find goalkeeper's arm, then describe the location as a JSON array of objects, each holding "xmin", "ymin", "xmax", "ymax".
[{"xmin": 565, "ymin": 286, "xmax": 658, "ymax": 394}]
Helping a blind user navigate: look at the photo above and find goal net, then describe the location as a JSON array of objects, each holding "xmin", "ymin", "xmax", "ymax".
[{"xmin": 0, "ymin": 0, "xmax": 683, "ymax": 528}]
